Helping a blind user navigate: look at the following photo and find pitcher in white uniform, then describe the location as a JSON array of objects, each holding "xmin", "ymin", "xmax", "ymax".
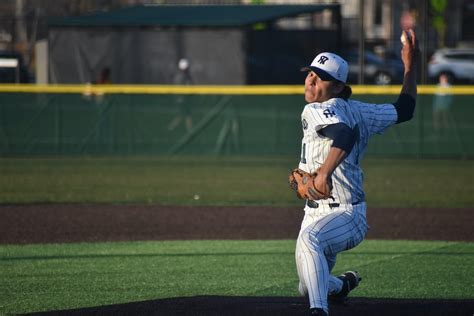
[{"xmin": 294, "ymin": 30, "xmax": 418, "ymax": 316}]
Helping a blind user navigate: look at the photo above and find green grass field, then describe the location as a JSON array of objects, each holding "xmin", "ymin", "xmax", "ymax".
[
  {"xmin": 0, "ymin": 156, "xmax": 473, "ymax": 207},
  {"xmin": 1, "ymin": 156, "xmax": 473, "ymax": 314},
  {"xmin": 1, "ymin": 239, "xmax": 473, "ymax": 314}
]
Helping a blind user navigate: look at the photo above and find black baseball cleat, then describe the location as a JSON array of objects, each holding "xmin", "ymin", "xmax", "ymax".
[
  {"xmin": 309, "ymin": 307, "xmax": 328, "ymax": 316},
  {"xmin": 328, "ymin": 270, "xmax": 361, "ymax": 305}
]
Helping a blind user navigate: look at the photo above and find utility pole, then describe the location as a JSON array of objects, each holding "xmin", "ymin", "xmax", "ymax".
[
  {"xmin": 14, "ymin": 0, "xmax": 28, "ymax": 83},
  {"xmin": 15, "ymin": 0, "xmax": 28, "ymax": 45},
  {"xmin": 358, "ymin": 0, "xmax": 365, "ymax": 84},
  {"xmin": 421, "ymin": 0, "xmax": 428, "ymax": 84}
]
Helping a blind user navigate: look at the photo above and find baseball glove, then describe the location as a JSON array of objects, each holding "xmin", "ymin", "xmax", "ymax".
[{"xmin": 288, "ymin": 168, "xmax": 333, "ymax": 200}]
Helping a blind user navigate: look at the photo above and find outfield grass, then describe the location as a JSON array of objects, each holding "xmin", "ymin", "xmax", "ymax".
[
  {"xmin": 0, "ymin": 239, "xmax": 472, "ymax": 314},
  {"xmin": 0, "ymin": 156, "xmax": 473, "ymax": 207}
]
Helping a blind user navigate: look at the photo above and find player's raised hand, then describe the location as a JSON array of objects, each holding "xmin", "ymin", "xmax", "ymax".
[{"xmin": 400, "ymin": 29, "xmax": 419, "ymax": 73}]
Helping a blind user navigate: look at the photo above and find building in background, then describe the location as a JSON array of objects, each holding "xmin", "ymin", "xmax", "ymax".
[{"xmin": 46, "ymin": 4, "xmax": 342, "ymax": 84}]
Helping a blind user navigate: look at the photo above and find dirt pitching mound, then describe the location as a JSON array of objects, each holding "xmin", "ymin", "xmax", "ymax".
[{"xmin": 24, "ymin": 296, "xmax": 474, "ymax": 316}]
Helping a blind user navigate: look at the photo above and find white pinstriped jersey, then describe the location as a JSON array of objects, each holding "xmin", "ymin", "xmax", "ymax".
[{"xmin": 298, "ymin": 97, "xmax": 398, "ymax": 205}]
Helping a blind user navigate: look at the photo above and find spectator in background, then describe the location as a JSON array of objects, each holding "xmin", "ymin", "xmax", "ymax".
[
  {"xmin": 168, "ymin": 58, "xmax": 193, "ymax": 132},
  {"xmin": 83, "ymin": 67, "xmax": 111, "ymax": 102},
  {"xmin": 174, "ymin": 59, "xmax": 193, "ymax": 86},
  {"xmin": 432, "ymin": 73, "xmax": 453, "ymax": 133},
  {"xmin": 96, "ymin": 67, "xmax": 111, "ymax": 85}
]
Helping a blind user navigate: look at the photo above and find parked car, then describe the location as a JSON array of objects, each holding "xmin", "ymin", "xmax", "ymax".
[
  {"xmin": 428, "ymin": 48, "xmax": 474, "ymax": 84},
  {"xmin": 0, "ymin": 51, "xmax": 31, "ymax": 83},
  {"xmin": 342, "ymin": 50, "xmax": 404, "ymax": 85}
]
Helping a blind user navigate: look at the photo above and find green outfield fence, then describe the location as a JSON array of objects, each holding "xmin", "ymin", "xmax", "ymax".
[{"xmin": 0, "ymin": 85, "xmax": 473, "ymax": 158}]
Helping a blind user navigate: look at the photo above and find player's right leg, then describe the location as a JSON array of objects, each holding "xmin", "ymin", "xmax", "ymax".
[{"xmin": 323, "ymin": 203, "xmax": 367, "ymax": 303}]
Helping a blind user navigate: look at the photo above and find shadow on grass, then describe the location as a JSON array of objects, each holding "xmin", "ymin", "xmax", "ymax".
[
  {"xmin": 4, "ymin": 250, "xmax": 474, "ymax": 262},
  {"xmin": 23, "ymin": 296, "xmax": 474, "ymax": 316}
]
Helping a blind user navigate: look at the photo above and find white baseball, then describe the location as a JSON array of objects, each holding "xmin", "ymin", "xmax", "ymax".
[{"xmin": 193, "ymin": 194, "xmax": 200, "ymax": 200}]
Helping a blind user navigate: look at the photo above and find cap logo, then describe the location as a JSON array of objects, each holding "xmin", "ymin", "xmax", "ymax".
[{"xmin": 317, "ymin": 56, "xmax": 329, "ymax": 65}]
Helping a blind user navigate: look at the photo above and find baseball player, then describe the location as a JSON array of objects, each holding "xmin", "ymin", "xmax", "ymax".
[{"xmin": 289, "ymin": 29, "xmax": 418, "ymax": 316}]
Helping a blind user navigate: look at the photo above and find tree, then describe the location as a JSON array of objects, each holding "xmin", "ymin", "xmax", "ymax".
[{"xmin": 430, "ymin": 0, "xmax": 448, "ymax": 48}]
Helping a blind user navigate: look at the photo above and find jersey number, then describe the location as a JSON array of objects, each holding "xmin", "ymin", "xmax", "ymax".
[
  {"xmin": 300, "ymin": 125, "xmax": 360, "ymax": 165},
  {"xmin": 300, "ymin": 143, "xmax": 307, "ymax": 164}
]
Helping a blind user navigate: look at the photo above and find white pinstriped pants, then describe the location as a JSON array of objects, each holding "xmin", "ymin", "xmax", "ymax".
[{"xmin": 295, "ymin": 202, "xmax": 368, "ymax": 312}]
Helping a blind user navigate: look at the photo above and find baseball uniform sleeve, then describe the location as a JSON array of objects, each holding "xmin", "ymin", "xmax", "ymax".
[{"xmin": 353, "ymin": 100, "xmax": 398, "ymax": 135}]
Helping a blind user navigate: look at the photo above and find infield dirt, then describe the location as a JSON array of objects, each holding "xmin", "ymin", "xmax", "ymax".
[{"xmin": 1, "ymin": 204, "xmax": 472, "ymax": 244}]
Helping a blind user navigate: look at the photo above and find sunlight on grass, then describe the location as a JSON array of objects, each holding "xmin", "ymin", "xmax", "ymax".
[
  {"xmin": 1, "ymin": 239, "xmax": 473, "ymax": 314},
  {"xmin": 0, "ymin": 156, "xmax": 473, "ymax": 207}
]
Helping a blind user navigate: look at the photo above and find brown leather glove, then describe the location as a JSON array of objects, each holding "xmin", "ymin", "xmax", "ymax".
[{"xmin": 288, "ymin": 168, "xmax": 333, "ymax": 200}]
